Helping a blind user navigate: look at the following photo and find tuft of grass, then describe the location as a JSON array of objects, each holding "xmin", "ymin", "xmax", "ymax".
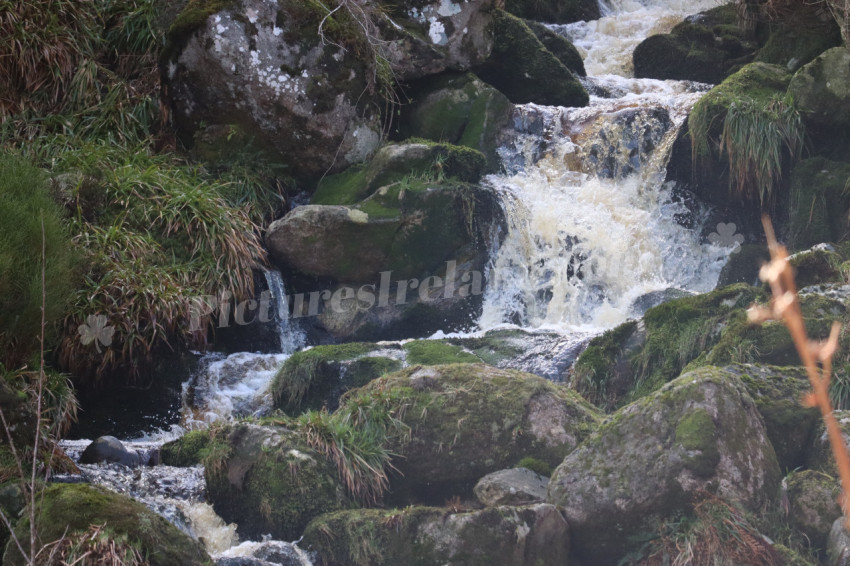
[
  {"xmin": 402, "ymin": 341, "xmax": 481, "ymax": 366},
  {"xmin": 720, "ymin": 94, "xmax": 805, "ymax": 208},
  {"xmin": 53, "ymin": 523, "xmax": 149, "ymax": 566}
]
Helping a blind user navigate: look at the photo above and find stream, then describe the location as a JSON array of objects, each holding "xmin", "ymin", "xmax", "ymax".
[{"xmin": 61, "ymin": 0, "xmax": 738, "ymax": 563}]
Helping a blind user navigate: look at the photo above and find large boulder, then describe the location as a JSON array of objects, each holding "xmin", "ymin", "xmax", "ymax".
[
  {"xmin": 474, "ymin": 467, "xmax": 548, "ymax": 507},
  {"xmin": 302, "ymin": 504, "xmax": 571, "ymax": 566},
  {"xmin": 344, "ymin": 363, "xmax": 600, "ymax": 502},
  {"xmin": 162, "ymin": 0, "xmax": 499, "ymax": 181},
  {"xmin": 474, "ymin": 10, "xmax": 588, "ymax": 108},
  {"xmin": 79, "ymin": 435, "xmax": 142, "ymax": 467},
  {"xmin": 548, "ymin": 366, "xmax": 781, "ymax": 564},
  {"xmin": 2, "ymin": 483, "xmax": 211, "ymax": 566},
  {"xmin": 634, "ymin": 5, "xmax": 756, "ymax": 84},
  {"xmin": 789, "ymin": 47, "xmax": 850, "ymax": 130}
]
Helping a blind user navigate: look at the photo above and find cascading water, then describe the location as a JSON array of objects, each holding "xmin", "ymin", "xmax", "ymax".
[{"xmin": 62, "ymin": 1, "xmax": 738, "ymax": 564}]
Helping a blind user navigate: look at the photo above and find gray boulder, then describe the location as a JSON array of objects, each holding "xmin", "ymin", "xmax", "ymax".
[
  {"xmin": 474, "ymin": 467, "xmax": 548, "ymax": 507},
  {"xmin": 547, "ymin": 366, "xmax": 781, "ymax": 564},
  {"xmin": 79, "ymin": 436, "xmax": 141, "ymax": 467},
  {"xmin": 789, "ymin": 47, "xmax": 850, "ymax": 129}
]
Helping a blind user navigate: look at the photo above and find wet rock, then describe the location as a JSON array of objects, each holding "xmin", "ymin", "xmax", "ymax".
[
  {"xmin": 504, "ymin": 0, "xmax": 599, "ymax": 24},
  {"xmin": 828, "ymin": 517, "xmax": 850, "ymax": 566},
  {"xmin": 80, "ymin": 436, "xmax": 142, "ymax": 467},
  {"xmin": 345, "ymin": 363, "xmax": 600, "ymax": 503},
  {"xmin": 548, "ymin": 366, "xmax": 781, "ymax": 564},
  {"xmin": 716, "ymin": 244, "xmax": 770, "ymax": 287},
  {"xmin": 782, "ymin": 470, "xmax": 842, "ymax": 551},
  {"xmin": 2, "ymin": 483, "xmax": 211, "ymax": 566},
  {"xmin": 629, "ymin": 288, "xmax": 693, "ymax": 316},
  {"xmin": 755, "ymin": 6, "xmax": 840, "ymax": 73},
  {"xmin": 525, "ymin": 21, "xmax": 585, "ymax": 76},
  {"xmin": 789, "ymin": 47, "xmax": 850, "ymax": 130},
  {"xmin": 787, "ymin": 244, "xmax": 843, "ymax": 288},
  {"xmin": 217, "ymin": 540, "xmax": 312, "ymax": 566},
  {"xmin": 634, "ymin": 5, "xmax": 756, "ymax": 84},
  {"xmin": 474, "ymin": 467, "xmax": 547, "ymax": 506},
  {"xmin": 396, "ymin": 74, "xmax": 514, "ymax": 172},
  {"xmin": 474, "ymin": 10, "xmax": 588, "ymax": 107},
  {"xmin": 303, "ymin": 503, "xmax": 571, "ymax": 565},
  {"xmin": 787, "ymin": 158, "xmax": 850, "ymax": 251}
]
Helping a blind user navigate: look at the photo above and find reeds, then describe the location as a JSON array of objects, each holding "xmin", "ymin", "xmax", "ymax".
[{"xmin": 748, "ymin": 217, "xmax": 850, "ymax": 529}]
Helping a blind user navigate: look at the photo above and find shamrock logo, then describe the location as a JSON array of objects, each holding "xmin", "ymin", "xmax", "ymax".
[
  {"xmin": 708, "ymin": 222, "xmax": 744, "ymax": 253},
  {"xmin": 78, "ymin": 314, "xmax": 115, "ymax": 353}
]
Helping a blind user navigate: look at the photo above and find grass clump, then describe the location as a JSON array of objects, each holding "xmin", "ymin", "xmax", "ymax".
[
  {"xmin": 720, "ymin": 94, "xmax": 805, "ymax": 208},
  {"xmin": 0, "ymin": 152, "xmax": 78, "ymax": 367}
]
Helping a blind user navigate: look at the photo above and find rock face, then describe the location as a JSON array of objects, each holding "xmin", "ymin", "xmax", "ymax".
[
  {"xmin": 2, "ymin": 483, "xmax": 211, "ymax": 566},
  {"xmin": 162, "ymin": 0, "xmax": 500, "ymax": 180},
  {"xmin": 474, "ymin": 467, "xmax": 548, "ymax": 507},
  {"xmin": 303, "ymin": 504, "xmax": 571, "ymax": 566},
  {"xmin": 548, "ymin": 366, "xmax": 781, "ymax": 564},
  {"xmin": 789, "ymin": 47, "xmax": 850, "ymax": 129},
  {"xmin": 782, "ymin": 470, "xmax": 842, "ymax": 551},
  {"xmin": 346, "ymin": 363, "xmax": 600, "ymax": 502},
  {"xmin": 80, "ymin": 435, "xmax": 142, "ymax": 467}
]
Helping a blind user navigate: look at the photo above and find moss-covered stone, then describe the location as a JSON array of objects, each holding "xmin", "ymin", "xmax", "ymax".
[
  {"xmin": 402, "ymin": 340, "xmax": 481, "ymax": 365},
  {"xmin": 548, "ymin": 366, "xmax": 781, "ymax": 564},
  {"xmin": 2, "ymin": 483, "xmax": 212, "ymax": 566},
  {"xmin": 788, "ymin": 245, "xmax": 843, "ymax": 287},
  {"xmin": 524, "ymin": 21, "xmax": 585, "ymax": 76},
  {"xmin": 272, "ymin": 343, "xmax": 403, "ymax": 413},
  {"xmin": 395, "ymin": 74, "xmax": 513, "ymax": 173},
  {"xmin": 782, "ymin": 470, "xmax": 842, "ymax": 551},
  {"xmin": 474, "ymin": 10, "xmax": 588, "ymax": 108},
  {"xmin": 717, "ymin": 244, "xmax": 770, "ymax": 287},
  {"xmin": 313, "ymin": 142, "xmax": 487, "ymax": 205},
  {"xmin": 788, "ymin": 159, "xmax": 850, "ymax": 251},
  {"xmin": 203, "ymin": 423, "xmax": 348, "ymax": 541},
  {"xmin": 571, "ymin": 320, "xmax": 642, "ymax": 410},
  {"xmin": 634, "ymin": 5, "xmax": 756, "ymax": 84},
  {"xmin": 755, "ymin": 19, "xmax": 841, "ymax": 73},
  {"xmin": 789, "ymin": 47, "xmax": 850, "ymax": 130},
  {"xmin": 160, "ymin": 428, "xmax": 218, "ymax": 466},
  {"xmin": 504, "ymin": 0, "xmax": 598, "ymax": 24},
  {"xmin": 343, "ymin": 363, "xmax": 600, "ymax": 502},
  {"xmin": 302, "ymin": 503, "xmax": 570, "ymax": 566}
]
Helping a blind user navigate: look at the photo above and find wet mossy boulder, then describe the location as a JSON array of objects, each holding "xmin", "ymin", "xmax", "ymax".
[
  {"xmin": 2, "ymin": 483, "xmax": 212, "ymax": 566},
  {"xmin": 789, "ymin": 244, "xmax": 843, "ymax": 287},
  {"xmin": 806, "ymin": 410, "xmax": 850, "ymax": 475},
  {"xmin": 313, "ymin": 142, "xmax": 487, "ymax": 205},
  {"xmin": 781, "ymin": 470, "xmax": 842, "ymax": 551},
  {"xmin": 718, "ymin": 364, "xmax": 819, "ymax": 472},
  {"xmin": 345, "ymin": 363, "xmax": 600, "ymax": 502},
  {"xmin": 755, "ymin": 16, "xmax": 841, "ymax": 73},
  {"xmin": 669, "ymin": 62, "xmax": 792, "ymax": 210},
  {"xmin": 302, "ymin": 503, "xmax": 571, "ymax": 566},
  {"xmin": 474, "ymin": 10, "xmax": 588, "ymax": 108},
  {"xmin": 789, "ymin": 47, "xmax": 850, "ymax": 130},
  {"xmin": 717, "ymin": 244, "xmax": 770, "ymax": 287},
  {"xmin": 160, "ymin": 428, "xmax": 216, "ymax": 466},
  {"xmin": 788, "ymin": 159, "xmax": 850, "ymax": 251},
  {"xmin": 395, "ymin": 75, "xmax": 513, "ymax": 172},
  {"xmin": 524, "ymin": 21, "xmax": 585, "ymax": 77},
  {"xmin": 504, "ymin": 0, "xmax": 598, "ymax": 24},
  {"xmin": 547, "ymin": 366, "xmax": 781, "ymax": 564},
  {"xmin": 202, "ymin": 423, "xmax": 348, "ymax": 540},
  {"xmin": 634, "ymin": 5, "xmax": 756, "ymax": 84},
  {"xmin": 272, "ymin": 342, "xmax": 404, "ymax": 413}
]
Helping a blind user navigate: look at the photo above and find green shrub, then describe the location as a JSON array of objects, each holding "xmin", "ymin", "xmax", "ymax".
[{"xmin": 0, "ymin": 152, "xmax": 77, "ymax": 365}]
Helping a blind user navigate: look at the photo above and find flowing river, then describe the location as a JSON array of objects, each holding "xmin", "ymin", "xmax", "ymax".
[{"xmin": 62, "ymin": 0, "xmax": 737, "ymax": 563}]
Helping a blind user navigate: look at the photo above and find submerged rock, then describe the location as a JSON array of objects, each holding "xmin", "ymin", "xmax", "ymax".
[
  {"xmin": 345, "ymin": 363, "xmax": 600, "ymax": 502},
  {"xmin": 548, "ymin": 366, "xmax": 781, "ymax": 564},
  {"xmin": 474, "ymin": 467, "xmax": 548, "ymax": 507},
  {"xmin": 303, "ymin": 503, "xmax": 571, "ymax": 566}
]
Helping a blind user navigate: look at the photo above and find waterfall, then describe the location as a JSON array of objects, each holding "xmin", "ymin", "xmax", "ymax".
[{"xmin": 263, "ymin": 268, "xmax": 306, "ymax": 355}]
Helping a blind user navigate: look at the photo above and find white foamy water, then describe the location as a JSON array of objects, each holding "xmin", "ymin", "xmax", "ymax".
[{"xmin": 551, "ymin": 0, "xmax": 721, "ymax": 77}]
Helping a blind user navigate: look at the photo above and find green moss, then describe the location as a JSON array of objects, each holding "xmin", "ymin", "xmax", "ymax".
[
  {"xmin": 160, "ymin": 429, "xmax": 212, "ymax": 466},
  {"xmin": 788, "ymin": 157, "xmax": 850, "ymax": 251},
  {"xmin": 446, "ymin": 329, "xmax": 529, "ymax": 367},
  {"xmin": 572, "ymin": 320, "xmax": 639, "ymax": 409},
  {"xmin": 755, "ymin": 19, "xmax": 841, "ymax": 72},
  {"xmin": 675, "ymin": 408, "xmax": 720, "ymax": 477},
  {"xmin": 515, "ymin": 456, "xmax": 552, "ymax": 477},
  {"xmin": 3, "ymin": 483, "xmax": 211, "ymax": 566},
  {"xmin": 403, "ymin": 340, "xmax": 481, "ymax": 365}
]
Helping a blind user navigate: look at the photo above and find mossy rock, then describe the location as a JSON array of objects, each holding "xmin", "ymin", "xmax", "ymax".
[
  {"xmin": 474, "ymin": 10, "xmax": 588, "ymax": 108},
  {"xmin": 679, "ymin": 62, "xmax": 792, "ymax": 210},
  {"xmin": 788, "ymin": 245, "xmax": 843, "ymax": 287},
  {"xmin": 570, "ymin": 320, "xmax": 643, "ymax": 410},
  {"xmin": 2, "ymin": 483, "xmax": 212, "ymax": 566},
  {"xmin": 314, "ymin": 142, "xmax": 487, "ymax": 205},
  {"xmin": 634, "ymin": 5, "xmax": 756, "ymax": 84},
  {"xmin": 0, "ymin": 481, "xmax": 23, "ymax": 555},
  {"xmin": 806, "ymin": 410, "xmax": 850, "ymax": 476},
  {"xmin": 718, "ymin": 364, "xmax": 819, "ymax": 472},
  {"xmin": 160, "ymin": 428, "xmax": 218, "ymax": 466},
  {"xmin": 203, "ymin": 423, "xmax": 349, "ymax": 540},
  {"xmin": 717, "ymin": 244, "xmax": 770, "ymax": 287},
  {"xmin": 787, "ymin": 158, "xmax": 850, "ymax": 251},
  {"xmin": 343, "ymin": 363, "xmax": 600, "ymax": 503},
  {"xmin": 272, "ymin": 342, "xmax": 404, "ymax": 413},
  {"xmin": 302, "ymin": 503, "xmax": 571, "ymax": 566},
  {"xmin": 548, "ymin": 366, "xmax": 781, "ymax": 564},
  {"xmin": 782, "ymin": 470, "xmax": 842, "ymax": 551},
  {"xmin": 395, "ymin": 74, "xmax": 513, "ymax": 172},
  {"xmin": 524, "ymin": 21, "xmax": 585, "ymax": 77},
  {"xmin": 755, "ymin": 18, "xmax": 841, "ymax": 73},
  {"xmin": 504, "ymin": 0, "xmax": 598, "ymax": 24},
  {"xmin": 789, "ymin": 47, "xmax": 850, "ymax": 130},
  {"xmin": 402, "ymin": 340, "xmax": 481, "ymax": 365}
]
